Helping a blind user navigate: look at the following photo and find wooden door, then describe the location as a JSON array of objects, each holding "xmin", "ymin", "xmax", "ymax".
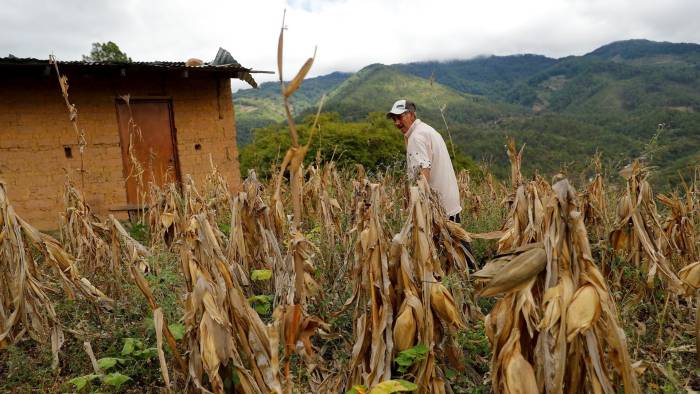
[{"xmin": 116, "ymin": 99, "xmax": 180, "ymax": 206}]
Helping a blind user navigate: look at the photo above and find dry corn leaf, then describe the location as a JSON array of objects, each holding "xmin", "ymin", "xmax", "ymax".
[{"xmin": 481, "ymin": 247, "xmax": 546, "ymax": 297}]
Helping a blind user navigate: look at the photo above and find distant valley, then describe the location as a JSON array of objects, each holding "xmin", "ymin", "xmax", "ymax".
[{"xmin": 234, "ymin": 39, "xmax": 700, "ymax": 186}]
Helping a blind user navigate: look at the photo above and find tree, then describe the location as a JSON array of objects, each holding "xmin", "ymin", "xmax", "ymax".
[
  {"xmin": 239, "ymin": 112, "xmax": 480, "ymax": 179},
  {"xmin": 82, "ymin": 41, "xmax": 131, "ymax": 62}
]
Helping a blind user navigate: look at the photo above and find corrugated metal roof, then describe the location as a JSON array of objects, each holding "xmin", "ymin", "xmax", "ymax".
[{"xmin": 0, "ymin": 56, "xmax": 272, "ymax": 88}]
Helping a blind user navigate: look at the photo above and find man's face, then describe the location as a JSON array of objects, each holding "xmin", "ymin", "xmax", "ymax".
[{"xmin": 391, "ymin": 111, "xmax": 415, "ymax": 135}]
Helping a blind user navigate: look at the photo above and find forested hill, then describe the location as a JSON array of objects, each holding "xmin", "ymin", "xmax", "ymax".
[
  {"xmin": 234, "ymin": 39, "xmax": 700, "ymax": 186},
  {"xmin": 234, "ymin": 72, "xmax": 351, "ymax": 145}
]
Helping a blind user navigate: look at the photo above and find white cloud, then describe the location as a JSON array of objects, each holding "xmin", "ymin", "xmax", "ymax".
[{"xmin": 2, "ymin": 0, "xmax": 699, "ymax": 90}]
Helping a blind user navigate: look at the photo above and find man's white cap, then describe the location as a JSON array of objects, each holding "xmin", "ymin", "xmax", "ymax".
[{"xmin": 386, "ymin": 99, "xmax": 416, "ymax": 118}]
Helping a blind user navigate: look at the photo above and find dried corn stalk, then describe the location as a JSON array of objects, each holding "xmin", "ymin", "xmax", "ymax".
[
  {"xmin": 477, "ymin": 178, "xmax": 640, "ymax": 394},
  {"xmin": 304, "ymin": 164, "xmax": 323, "ymax": 214},
  {"xmin": 148, "ymin": 182, "xmax": 181, "ymax": 247},
  {"xmin": 180, "ymin": 213, "xmax": 283, "ymax": 393},
  {"xmin": 0, "ymin": 181, "xmax": 62, "ymax": 363},
  {"xmin": 108, "ymin": 215, "xmax": 151, "ymax": 274},
  {"xmin": 275, "ymin": 231, "xmax": 320, "ymax": 308},
  {"xmin": 182, "ymin": 175, "xmax": 228, "ymax": 250},
  {"xmin": 129, "ymin": 264, "xmax": 187, "ymax": 378},
  {"xmin": 389, "ymin": 179, "xmax": 466, "ymax": 393},
  {"xmin": 270, "ymin": 15, "xmax": 334, "ymax": 391},
  {"xmin": 204, "ymin": 157, "xmax": 232, "ymax": 215},
  {"xmin": 121, "ymin": 95, "xmax": 149, "ymax": 223},
  {"xmin": 497, "ymin": 180, "xmax": 547, "ymax": 253},
  {"xmin": 323, "ymin": 161, "xmax": 347, "ymax": 212},
  {"xmin": 609, "ymin": 161, "xmax": 683, "ymax": 290},
  {"xmin": 304, "ymin": 163, "xmax": 343, "ymax": 244},
  {"xmin": 658, "ymin": 191, "xmax": 697, "ymax": 263},
  {"xmin": 497, "ymin": 139, "xmax": 549, "ymax": 253},
  {"xmin": 506, "ymin": 137, "xmax": 525, "ymax": 189},
  {"xmin": 580, "ymin": 155, "xmax": 608, "ymax": 234},
  {"xmin": 60, "ymin": 181, "xmax": 112, "ymax": 274},
  {"xmin": 457, "ymin": 169, "xmax": 482, "ymax": 219},
  {"xmin": 679, "ymin": 261, "xmax": 700, "ymax": 296},
  {"xmin": 343, "ymin": 182, "xmax": 394, "ymax": 388},
  {"xmin": 0, "ymin": 181, "xmax": 111, "ymax": 368},
  {"xmin": 49, "ymin": 55, "xmax": 87, "ymax": 188},
  {"xmin": 226, "ymin": 170, "xmax": 285, "ymax": 291}
]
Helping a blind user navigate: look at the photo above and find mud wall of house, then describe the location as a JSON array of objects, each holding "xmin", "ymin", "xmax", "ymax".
[{"xmin": 0, "ymin": 68, "xmax": 241, "ymax": 230}]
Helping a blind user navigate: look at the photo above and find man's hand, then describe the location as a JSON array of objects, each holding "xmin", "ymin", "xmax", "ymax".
[{"xmin": 420, "ymin": 168, "xmax": 430, "ymax": 182}]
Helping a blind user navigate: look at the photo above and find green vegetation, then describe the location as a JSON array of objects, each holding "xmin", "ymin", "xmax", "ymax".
[
  {"xmin": 235, "ymin": 72, "xmax": 351, "ymax": 144},
  {"xmin": 235, "ymin": 39, "xmax": 700, "ymax": 189},
  {"xmin": 393, "ymin": 343, "xmax": 428, "ymax": 374},
  {"xmin": 395, "ymin": 54, "xmax": 558, "ymax": 99},
  {"xmin": 0, "ymin": 246, "xmax": 185, "ymax": 392},
  {"xmin": 240, "ymin": 112, "xmax": 480, "ymax": 179},
  {"xmin": 82, "ymin": 41, "xmax": 131, "ymax": 62}
]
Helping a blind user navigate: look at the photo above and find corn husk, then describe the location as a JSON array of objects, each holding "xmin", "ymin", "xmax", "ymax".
[
  {"xmin": 483, "ymin": 174, "xmax": 640, "ymax": 394},
  {"xmin": 609, "ymin": 161, "xmax": 683, "ymax": 291}
]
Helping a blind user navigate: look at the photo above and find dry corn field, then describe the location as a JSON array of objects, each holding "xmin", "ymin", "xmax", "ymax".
[
  {"xmin": 1, "ymin": 141, "xmax": 700, "ymax": 393},
  {"xmin": 3, "ymin": 27, "xmax": 700, "ymax": 394}
]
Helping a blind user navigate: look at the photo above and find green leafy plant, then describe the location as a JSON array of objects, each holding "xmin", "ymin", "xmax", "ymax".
[
  {"xmin": 248, "ymin": 294, "xmax": 273, "ymax": 315},
  {"xmin": 346, "ymin": 379, "xmax": 418, "ymax": 394},
  {"xmin": 121, "ymin": 337, "xmax": 158, "ymax": 358},
  {"xmin": 67, "ymin": 374, "xmax": 101, "ymax": 391},
  {"xmin": 67, "ymin": 337, "xmax": 160, "ymax": 392},
  {"xmin": 127, "ymin": 222, "xmax": 149, "ymax": 243},
  {"xmin": 102, "ymin": 372, "xmax": 132, "ymax": 390},
  {"xmin": 143, "ymin": 319, "xmax": 185, "ymax": 341},
  {"xmin": 97, "ymin": 357, "xmax": 126, "ymax": 371},
  {"xmin": 251, "ymin": 269, "xmax": 273, "ymax": 281},
  {"xmin": 393, "ymin": 343, "xmax": 428, "ymax": 374}
]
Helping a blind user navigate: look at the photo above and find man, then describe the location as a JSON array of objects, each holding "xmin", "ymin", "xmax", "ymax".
[{"xmin": 387, "ymin": 99, "xmax": 463, "ymax": 223}]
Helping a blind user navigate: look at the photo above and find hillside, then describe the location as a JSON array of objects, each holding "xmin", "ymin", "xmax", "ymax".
[
  {"xmin": 393, "ymin": 54, "xmax": 558, "ymax": 100},
  {"xmin": 321, "ymin": 64, "xmax": 521, "ymax": 124},
  {"xmin": 234, "ymin": 72, "xmax": 350, "ymax": 144},
  {"xmin": 586, "ymin": 39, "xmax": 700, "ymax": 64},
  {"xmin": 233, "ymin": 39, "xmax": 700, "ymax": 186}
]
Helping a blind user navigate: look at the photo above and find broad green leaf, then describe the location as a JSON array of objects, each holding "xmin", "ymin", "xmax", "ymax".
[
  {"xmin": 68, "ymin": 374, "xmax": 102, "ymax": 390},
  {"xmin": 97, "ymin": 357, "xmax": 125, "ymax": 371},
  {"xmin": 121, "ymin": 338, "xmax": 144, "ymax": 356},
  {"xmin": 346, "ymin": 384, "xmax": 368, "ymax": 394},
  {"xmin": 133, "ymin": 347, "xmax": 158, "ymax": 359},
  {"xmin": 103, "ymin": 372, "xmax": 131, "ymax": 390},
  {"xmin": 168, "ymin": 323, "xmax": 185, "ymax": 340},
  {"xmin": 254, "ymin": 302, "xmax": 271, "ymax": 315},
  {"xmin": 369, "ymin": 379, "xmax": 418, "ymax": 394},
  {"xmin": 248, "ymin": 295, "xmax": 272, "ymax": 315},
  {"xmin": 393, "ymin": 343, "xmax": 428, "ymax": 373},
  {"xmin": 250, "ymin": 269, "xmax": 273, "ymax": 281}
]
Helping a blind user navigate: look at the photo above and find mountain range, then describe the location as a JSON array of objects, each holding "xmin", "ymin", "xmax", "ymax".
[{"xmin": 233, "ymin": 39, "xmax": 700, "ymax": 185}]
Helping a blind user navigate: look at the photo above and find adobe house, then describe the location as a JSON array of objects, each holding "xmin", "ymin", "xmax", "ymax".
[{"xmin": 0, "ymin": 55, "xmax": 261, "ymax": 230}]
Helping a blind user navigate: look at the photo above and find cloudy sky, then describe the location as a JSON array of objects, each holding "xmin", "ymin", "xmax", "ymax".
[{"xmin": 3, "ymin": 0, "xmax": 700, "ymax": 90}]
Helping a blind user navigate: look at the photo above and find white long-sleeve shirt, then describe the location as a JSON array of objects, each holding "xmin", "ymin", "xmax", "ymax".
[{"xmin": 405, "ymin": 119, "xmax": 462, "ymax": 217}]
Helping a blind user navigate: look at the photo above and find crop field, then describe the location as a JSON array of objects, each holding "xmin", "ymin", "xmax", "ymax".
[
  {"xmin": 2, "ymin": 24, "xmax": 700, "ymax": 394},
  {"xmin": 1, "ymin": 138, "xmax": 699, "ymax": 393}
]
